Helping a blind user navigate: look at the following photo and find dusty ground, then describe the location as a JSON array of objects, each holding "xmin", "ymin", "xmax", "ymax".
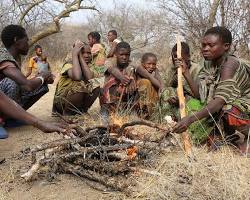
[
  {"xmin": 1, "ymin": 85, "xmax": 250, "ymax": 200},
  {"xmin": 0, "ymin": 86, "xmax": 115, "ymax": 200}
]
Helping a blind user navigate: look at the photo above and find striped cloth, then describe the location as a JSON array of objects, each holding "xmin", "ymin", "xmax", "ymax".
[{"xmin": 198, "ymin": 55, "xmax": 250, "ymax": 116}]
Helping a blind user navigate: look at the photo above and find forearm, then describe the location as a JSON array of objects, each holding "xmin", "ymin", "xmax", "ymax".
[
  {"xmin": 25, "ymin": 68, "xmax": 32, "ymax": 77},
  {"xmin": 183, "ymin": 70, "xmax": 200, "ymax": 99},
  {"xmin": 79, "ymin": 56, "xmax": 93, "ymax": 81},
  {"xmin": 189, "ymin": 98, "xmax": 225, "ymax": 123},
  {"xmin": 71, "ymin": 53, "xmax": 82, "ymax": 80},
  {"xmin": 155, "ymin": 70, "xmax": 164, "ymax": 89},
  {"xmin": 3, "ymin": 68, "xmax": 43, "ymax": 91},
  {"xmin": 136, "ymin": 66, "xmax": 161, "ymax": 89},
  {"xmin": 107, "ymin": 44, "xmax": 117, "ymax": 58},
  {"xmin": 108, "ymin": 66, "xmax": 124, "ymax": 81},
  {"xmin": 0, "ymin": 92, "xmax": 41, "ymax": 127}
]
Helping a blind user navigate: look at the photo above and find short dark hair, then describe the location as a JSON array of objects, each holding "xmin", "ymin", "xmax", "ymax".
[
  {"xmin": 108, "ymin": 30, "xmax": 117, "ymax": 36},
  {"xmin": 34, "ymin": 44, "xmax": 42, "ymax": 50},
  {"xmin": 115, "ymin": 41, "xmax": 131, "ymax": 52},
  {"xmin": 141, "ymin": 52, "xmax": 157, "ymax": 63},
  {"xmin": 172, "ymin": 42, "xmax": 190, "ymax": 56},
  {"xmin": 204, "ymin": 26, "xmax": 232, "ymax": 45},
  {"xmin": 1, "ymin": 24, "xmax": 27, "ymax": 48},
  {"xmin": 88, "ymin": 31, "xmax": 101, "ymax": 42}
]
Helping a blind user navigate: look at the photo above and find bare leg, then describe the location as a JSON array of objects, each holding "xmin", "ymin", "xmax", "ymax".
[{"xmin": 64, "ymin": 87, "xmax": 100, "ymax": 115}]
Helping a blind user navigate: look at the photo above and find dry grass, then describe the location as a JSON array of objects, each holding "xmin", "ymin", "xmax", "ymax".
[{"xmin": 118, "ymin": 144, "xmax": 250, "ymax": 200}]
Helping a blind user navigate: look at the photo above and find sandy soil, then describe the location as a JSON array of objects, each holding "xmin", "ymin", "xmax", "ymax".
[
  {"xmin": 1, "ymin": 85, "xmax": 250, "ymax": 200},
  {"xmin": 0, "ymin": 86, "xmax": 114, "ymax": 200}
]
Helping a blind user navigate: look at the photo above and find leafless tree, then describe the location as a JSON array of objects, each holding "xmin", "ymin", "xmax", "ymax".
[
  {"xmin": 1, "ymin": 0, "xmax": 98, "ymax": 47},
  {"xmin": 155, "ymin": 0, "xmax": 250, "ymax": 59}
]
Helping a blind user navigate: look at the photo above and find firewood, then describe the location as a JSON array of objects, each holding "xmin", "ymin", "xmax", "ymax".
[
  {"xmin": 59, "ymin": 162, "xmax": 133, "ymax": 193},
  {"xmin": 118, "ymin": 120, "xmax": 170, "ymax": 135},
  {"xmin": 31, "ymin": 132, "xmax": 95, "ymax": 154},
  {"xmin": 21, "ymin": 148, "xmax": 59, "ymax": 181},
  {"xmin": 107, "ymin": 151, "xmax": 130, "ymax": 161},
  {"xmin": 74, "ymin": 158, "xmax": 132, "ymax": 175},
  {"xmin": 85, "ymin": 125, "xmax": 107, "ymax": 133},
  {"xmin": 39, "ymin": 144, "xmax": 133, "ymax": 165}
]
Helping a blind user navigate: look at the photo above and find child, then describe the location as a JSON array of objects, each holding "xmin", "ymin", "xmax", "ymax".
[
  {"xmin": 101, "ymin": 42, "xmax": 137, "ymax": 113},
  {"xmin": 37, "ymin": 55, "xmax": 50, "ymax": 74},
  {"xmin": 136, "ymin": 53, "xmax": 164, "ymax": 117}
]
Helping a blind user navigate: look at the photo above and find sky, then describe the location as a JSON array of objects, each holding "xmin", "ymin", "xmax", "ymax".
[{"xmin": 65, "ymin": 0, "xmax": 154, "ymax": 24}]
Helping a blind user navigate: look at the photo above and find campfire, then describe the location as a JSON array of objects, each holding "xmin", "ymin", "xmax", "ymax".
[{"xmin": 21, "ymin": 113, "xmax": 175, "ymax": 194}]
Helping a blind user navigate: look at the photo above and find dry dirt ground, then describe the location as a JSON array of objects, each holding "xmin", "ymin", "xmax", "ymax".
[
  {"xmin": 0, "ymin": 85, "xmax": 115, "ymax": 200},
  {"xmin": 1, "ymin": 85, "xmax": 250, "ymax": 200}
]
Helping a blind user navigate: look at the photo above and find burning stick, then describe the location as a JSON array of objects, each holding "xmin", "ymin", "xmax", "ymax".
[{"xmin": 176, "ymin": 35, "xmax": 193, "ymax": 157}]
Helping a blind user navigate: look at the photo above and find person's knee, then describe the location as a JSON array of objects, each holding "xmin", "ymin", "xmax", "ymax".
[
  {"xmin": 0, "ymin": 78, "xmax": 20, "ymax": 101},
  {"xmin": 137, "ymin": 79, "xmax": 152, "ymax": 89}
]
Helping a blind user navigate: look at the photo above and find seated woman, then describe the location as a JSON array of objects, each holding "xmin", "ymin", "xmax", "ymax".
[
  {"xmin": 136, "ymin": 53, "xmax": 164, "ymax": 117},
  {"xmin": 53, "ymin": 41, "xmax": 100, "ymax": 115},
  {"xmin": 0, "ymin": 91, "xmax": 66, "ymax": 139},
  {"xmin": 0, "ymin": 25, "xmax": 53, "ymax": 111},
  {"xmin": 173, "ymin": 27, "xmax": 250, "ymax": 152}
]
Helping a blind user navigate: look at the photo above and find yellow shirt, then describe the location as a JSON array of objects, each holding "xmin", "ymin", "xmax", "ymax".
[{"xmin": 28, "ymin": 56, "xmax": 40, "ymax": 78}]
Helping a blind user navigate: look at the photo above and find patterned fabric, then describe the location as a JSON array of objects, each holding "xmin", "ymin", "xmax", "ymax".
[
  {"xmin": 163, "ymin": 61, "xmax": 201, "ymax": 96},
  {"xmin": 198, "ymin": 55, "xmax": 250, "ymax": 116},
  {"xmin": 101, "ymin": 57, "xmax": 137, "ymax": 105},
  {"xmin": 0, "ymin": 48, "xmax": 17, "ymax": 66},
  {"xmin": 137, "ymin": 78, "xmax": 159, "ymax": 115},
  {"xmin": 53, "ymin": 62, "xmax": 100, "ymax": 109},
  {"xmin": 0, "ymin": 77, "xmax": 48, "ymax": 108},
  {"xmin": 223, "ymin": 105, "xmax": 250, "ymax": 126},
  {"xmin": 156, "ymin": 62, "xmax": 201, "ymax": 120},
  {"xmin": 37, "ymin": 61, "xmax": 49, "ymax": 73},
  {"xmin": 91, "ymin": 43, "xmax": 106, "ymax": 67},
  {"xmin": 0, "ymin": 48, "xmax": 19, "ymax": 81}
]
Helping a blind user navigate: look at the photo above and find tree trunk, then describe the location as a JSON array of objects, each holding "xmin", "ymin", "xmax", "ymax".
[{"xmin": 208, "ymin": 0, "xmax": 221, "ymax": 27}]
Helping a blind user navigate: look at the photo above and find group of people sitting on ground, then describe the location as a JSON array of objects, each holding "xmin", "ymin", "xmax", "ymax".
[{"xmin": 0, "ymin": 24, "xmax": 249, "ymax": 154}]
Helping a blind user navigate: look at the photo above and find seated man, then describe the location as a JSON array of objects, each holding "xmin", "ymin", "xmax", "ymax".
[
  {"xmin": 136, "ymin": 53, "xmax": 164, "ymax": 117},
  {"xmin": 0, "ymin": 25, "xmax": 53, "ymax": 111},
  {"xmin": 107, "ymin": 30, "xmax": 121, "ymax": 58},
  {"xmin": 173, "ymin": 26, "xmax": 250, "ymax": 152},
  {"xmin": 0, "ymin": 91, "xmax": 66, "ymax": 139},
  {"xmin": 53, "ymin": 41, "xmax": 100, "ymax": 115},
  {"xmin": 159, "ymin": 42, "xmax": 201, "ymax": 122},
  {"xmin": 100, "ymin": 42, "xmax": 137, "ymax": 113}
]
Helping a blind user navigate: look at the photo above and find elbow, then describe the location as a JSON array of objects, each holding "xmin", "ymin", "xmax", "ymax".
[
  {"xmin": 22, "ymin": 84, "xmax": 34, "ymax": 92},
  {"xmin": 71, "ymin": 74, "xmax": 82, "ymax": 81}
]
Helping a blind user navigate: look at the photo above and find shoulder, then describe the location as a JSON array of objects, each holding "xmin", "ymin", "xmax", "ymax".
[
  {"xmin": 220, "ymin": 56, "xmax": 240, "ymax": 80},
  {"xmin": 114, "ymin": 39, "xmax": 121, "ymax": 44},
  {"xmin": 0, "ymin": 48, "xmax": 18, "ymax": 67},
  {"xmin": 223, "ymin": 55, "xmax": 240, "ymax": 68},
  {"xmin": 105, "ymin": 57, "xmax": 117, "ymax": 68},
  {"xmin": 221, "ymin": 55, "xmax": 240, "ymax": 74},
  {"xmin": 0, "ymin": 61, "xmax": 17, "ymax": 71},
  {"xmin": 30, "ymin": 56, "xmax": 38, "ymax": 62},
  {"xmin": 61, "ymin": 63, "xmax": 73, "ymax": 75}
]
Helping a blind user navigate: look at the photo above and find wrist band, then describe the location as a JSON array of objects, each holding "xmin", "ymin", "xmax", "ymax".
[{"xmin": 36, "ymin": 76, "xmax": 44, "ymax": 85}]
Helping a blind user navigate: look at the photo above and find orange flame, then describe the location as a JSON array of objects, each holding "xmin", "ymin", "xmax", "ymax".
[{"xmin": 127, "ymin": 146, "xmax": 138, "ymax": 160}]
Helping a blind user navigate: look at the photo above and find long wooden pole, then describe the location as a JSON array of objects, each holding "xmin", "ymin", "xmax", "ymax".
[{"xmin": 176, "ymin": 35, "xmax": 193, "ymax": 157}]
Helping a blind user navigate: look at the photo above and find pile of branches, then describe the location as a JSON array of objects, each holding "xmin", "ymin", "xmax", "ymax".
[{"xmin": 21, "ymin": 119, "xmax": 173, "ymax": 193}]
